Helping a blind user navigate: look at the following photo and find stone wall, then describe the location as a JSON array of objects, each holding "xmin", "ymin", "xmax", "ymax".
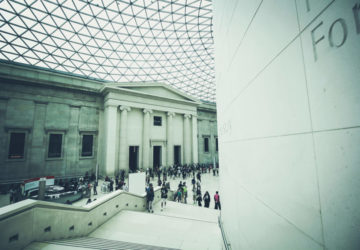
[
  {"xmin": 0, "ymin": 76, "xmax": 102, "ymax": 182},
  {"xmin": 0, "ymin": 63, "xmax": 218, "ymax": 182},
  {"xmin": 214, "ymin": 0, "xmax": 360, "ymax": 249},
  {"xmin": 197, "ymin": 103, "xmax": 218, "ymax": 164}
]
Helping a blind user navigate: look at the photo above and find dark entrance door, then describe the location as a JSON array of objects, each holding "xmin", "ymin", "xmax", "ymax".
[
  {"xmin": 129, "ymin": 146, "xmax": 139, "ymax": 173},
  {"xmin": 174, "ymin": 145, "xmax": 181, "ymax": 165},
  {"xmin": 153, "ymin": 146, "xmax": 161, "ymax": 172}
]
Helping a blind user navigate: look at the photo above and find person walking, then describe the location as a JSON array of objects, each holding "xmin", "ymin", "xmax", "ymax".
[
  {"xmin": 203, "ymin": 191, "xmax": 211, "ymax": 208},
  {"xmin": 214, "ymin": 191, "xmax": 221, "ymax": 210},
  {"xmin": 160, "ymin": 184, "xmax": 168, "ymax": 211},
  {"xmin": 93, "ymin": 181, "xmax": 98, "ymax": 195},
  {"xmin": 183, "ymin": 182, "xmax": 188, "ymax": 204},
  {"xmin": 177, "ymin": 187, "xmax": 182, "ymax": 203},
  {"xmin": 196, "ymin": 190, "xmax": 202, "ymax": 206}
]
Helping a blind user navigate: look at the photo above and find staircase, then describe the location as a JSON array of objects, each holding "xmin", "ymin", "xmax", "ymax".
[
  {"xmin": 25, "ymin": 201, "xmax": 223, "ymax": 250},
  {"xmin": 40, "ymin": 237, "xmax": 178, "ymax": 250}
]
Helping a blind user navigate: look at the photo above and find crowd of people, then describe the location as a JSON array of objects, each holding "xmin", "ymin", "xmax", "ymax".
[
  {"xmin": 144, "ymin": 163, "xmax": 221, "ymax": 212},
  {"xmin": 144, "ymin": 163, "xmax": 219, "ymax": 184},
  {"xmin": 4, "ymin": 163, "xmax": 221, "ymax": 211}
]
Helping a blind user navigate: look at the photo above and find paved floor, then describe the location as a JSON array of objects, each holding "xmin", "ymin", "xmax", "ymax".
[
  {"xmin": 75, "ymin": 170, "xmax": 220, "ymax": 209},
  {"xmin": 0, "ymin": 170, "xmax": 220, "ymax": 209}
]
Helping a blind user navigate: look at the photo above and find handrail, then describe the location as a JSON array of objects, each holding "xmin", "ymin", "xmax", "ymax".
[
  {"xmin": 0, "ymin": 186, "xmax": 162, "ymax": 221},
  {"xmin": 0, "ymin": 186, "xmax": 162, "ymax": 250},
  {"xmin": 218, "ymin": 213, "xmax": 231, "ymax": 250}
]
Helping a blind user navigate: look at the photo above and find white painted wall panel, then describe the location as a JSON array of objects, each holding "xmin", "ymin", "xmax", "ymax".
[
  {"xmin": 226, "ymin": 38, "xmax": 312, "ymax": 140},
  {"xmin": 216, "ymin": 0, "xmax": 299, "ymax": 113},
  {"xmin": 314, "ymin": 128, "xmax": 360, "ymax": 249},
  {"xmin": 300, "ymin": 0, "xmax": 360, "ymax": 131},
  {"xmin": 150, "ymin": 111, "xmax": 167, "ymax": 140},
  {"xmin": 215, "ymin": 0, "xmax": 360, "ymax": 249},
  {"xmin": 127, "ymin": 109, "xmax": 143, "ymax": 146}
]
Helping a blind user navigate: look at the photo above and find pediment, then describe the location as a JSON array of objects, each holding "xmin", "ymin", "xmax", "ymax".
[{"xmin": 115, "ymin": 83, "xmax": 198, "ymax": 103}]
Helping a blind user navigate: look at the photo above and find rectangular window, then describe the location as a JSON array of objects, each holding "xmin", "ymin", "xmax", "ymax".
[
  {"xmin": 216, "ymin": 137, "xmax": 218, "ymax": 152},
  {"xmin": 8, "ymin": 132, "xmax": 25, "ymax": 159},
  {"xmin": 48, "ymin": 134, "xmax": 63, "ymax": 158},
  {"xmin": 81, "ymin": 134, "xmax": 94, "ymax": 157},
  {"xmin": 154, "ymin": 116, "xmax": 162, "ymax": 126},
  {"xmin": 204, "ymin": 137, "xmax": 209, "ymax": 152}
]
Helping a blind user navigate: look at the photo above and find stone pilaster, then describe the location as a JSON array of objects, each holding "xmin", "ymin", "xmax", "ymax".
[
  {"xmin": 104, "ymin": 104, "xmax": 117, "ymax": 176},
  {"xmin": 166, "ymin": 112, "xmax": 175, "ymax": 166},
  {"xmin": 66, "ymin": 105, "xmax": 80, "ymax": 176},
  {"xmin": 29, "ymin": 101, "xmax": 47, "ymax": 176},
  {"xmin": 183, "ymin": 114, "xmax": 191, "ymax": 164},
  {"xmin": 191, "ymin": 114, "xmax": 198, "ymax": 164},
  {"xmin": 0, "ymin": 98, "xmax": 8, "ymax": 165},
  {"xmin": 119, "ymin": 105, "xmax": 131, "ymax": 173},
  {"xmin": 142, "ymin": 108, "xmax": 153, "ymax": 169}
]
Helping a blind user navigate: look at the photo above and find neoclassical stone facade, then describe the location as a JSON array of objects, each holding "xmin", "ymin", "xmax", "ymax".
[
  {"xmin": 0, "ymin": 63, "xmax": 217, "ymax": 182},
  {"xmin": 100, "ymin": 83, "xmax": 200, "ymax": 176}
]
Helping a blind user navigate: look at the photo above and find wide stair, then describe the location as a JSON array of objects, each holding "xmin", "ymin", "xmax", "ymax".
[{"xmin": 25, "ymin": 201, "xmax": 223, "ymax": 250}]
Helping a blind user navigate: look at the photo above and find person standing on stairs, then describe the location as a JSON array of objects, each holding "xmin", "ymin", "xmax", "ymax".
[
  {"xmin": 146, "ymin": 183, "xmax": 155, "ymax": 213},
  {"xmin": 160, "ymin": 183, "xmax": 168, "ymax": 211}
]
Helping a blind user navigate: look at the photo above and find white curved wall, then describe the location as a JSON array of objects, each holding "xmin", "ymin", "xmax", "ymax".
[{"xmin": 214, "ymin": 0, "xmax": 360, "ymax": 249}]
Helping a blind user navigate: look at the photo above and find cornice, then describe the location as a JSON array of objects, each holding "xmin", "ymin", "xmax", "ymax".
[{"xmin": 101, "ymin": 85, "xmax": 200, "ymax": 107}]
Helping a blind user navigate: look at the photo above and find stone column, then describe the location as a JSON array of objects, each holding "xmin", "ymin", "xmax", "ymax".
[
  {"xmin": 183, "ymin": 114, "xmax": 191, "ymax": 164},
  {"xmin": 119, "ymin": 105, "xmax": 131, "ymax": 173},
  {"xmin": 166, "ymin": 112, "xmax": 175, "ymax": 166},
  {"xmin": 104, "ymin": 104, "xmax": 117, "ymax": 176},
  {"xmin": 191, "ymin": 114, "xmax": 198, "ymax": 164},
  {"xmin": 142, "ymin": 108, "xmax": 152, "ymax": 169}
]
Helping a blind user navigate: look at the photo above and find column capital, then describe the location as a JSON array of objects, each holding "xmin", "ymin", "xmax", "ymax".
[
  {"xmin": 119, "ymin": 105, "xmax": 131, "ymax": 112},
  {"xmin": 184, "ymin": 113, "xmax": 192, "ymax": 119},
  {"xmin": 143, "ymin": 108, "xmax": 153, "ymax": 114},
  {"xmin": 192, "ymin": 114, "xmax": 198, "ymax": 118},
  {"xmin": 167, "ymin": 112, "xmax": 175, "ymax": 117}
]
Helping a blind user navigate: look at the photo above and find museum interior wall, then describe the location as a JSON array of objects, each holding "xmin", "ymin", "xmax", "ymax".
[
  {"xmin": 214, "ymin": 0, "xmax": 360, "ymax": 249},
  {"xmin": 0, "ymin": 64, "xmax": 102, "ymax": 181},
  {"xmin": 197, "ymin": 103, "xmax": 218, "ymax": 164},
  {"xmin": 0, "ymin": 63, "xmax": 218, "ymax": 183}
]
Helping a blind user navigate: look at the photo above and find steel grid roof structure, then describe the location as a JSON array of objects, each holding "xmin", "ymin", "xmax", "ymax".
[{"xmin": 0, "ymin": 0, "xmax": 215, "ymax": 102}]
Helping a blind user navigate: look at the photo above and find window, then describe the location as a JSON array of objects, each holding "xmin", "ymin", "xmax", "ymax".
[
  {"xmin": 204, "ymin": 137, "xmax": 209, "ymax": 152},
  {"xmin": 216, "ymin": 137, "xmax": 218, "ymax": 152},
  {"xmin": 154, "ymin": 116, "xmax": 162, "ymax": 126},
  {"xmin": 8, "ymin": 132, "xmax": 25, "ymax": 159},
  {"xmin": 81, "ymin": 134, "xmax": 94, "ymax": 157},
  {"xmin": 48, "ymin": 133, "xmax": 63, "ymax": 158}
]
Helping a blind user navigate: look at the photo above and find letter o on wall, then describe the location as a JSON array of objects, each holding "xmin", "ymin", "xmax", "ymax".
[{"xmin": 328, "ymin": 18, "xmax": 348, "ymax": 47}]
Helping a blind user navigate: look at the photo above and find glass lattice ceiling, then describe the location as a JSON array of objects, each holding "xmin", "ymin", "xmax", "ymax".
[{"xmin": 0, "ymin": 0, "xmax": 215, "ymax": 101}]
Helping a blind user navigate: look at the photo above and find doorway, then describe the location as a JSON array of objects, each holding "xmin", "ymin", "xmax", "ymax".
[
  {"xmin": 129, "ymin": 146, "xmax": 139, "ymax": 173},
  {"xmin": 153, "ymin": 146, "xmax": 161, "ymax": 172},
  {"xmin": 174, "ymin": 145, "xmax": 181, "ymax": 165}
]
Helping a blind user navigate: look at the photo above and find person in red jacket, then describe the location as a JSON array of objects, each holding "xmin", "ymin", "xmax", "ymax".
[{"xmin": 214, "ymin": 191, "xmax": 221, "ymax": 210}]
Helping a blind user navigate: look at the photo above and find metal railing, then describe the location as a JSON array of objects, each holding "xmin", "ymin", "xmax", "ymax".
[{"xmin": 218, "ymin": 213, "xmax": 231, "ymax": 250}]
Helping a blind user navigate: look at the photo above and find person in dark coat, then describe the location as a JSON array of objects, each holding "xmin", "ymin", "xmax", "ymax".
[
  {"xmin": 146, "ymin": 183, "xmax": 154, "ymax": 213},
  {"xmin": 93, "ymin": 181, "xmax": 98, "ymax": 195},
  {"xmin": 196, "ymin": 190, "xmax": 202, "ymax": 206},
  {"xmin": 203, "ymin": 191, "xmax": 210, "ymax": 208},
  {"xmin": 160, "ymin": 184, "xmax": 168, "ymax": 211}
]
